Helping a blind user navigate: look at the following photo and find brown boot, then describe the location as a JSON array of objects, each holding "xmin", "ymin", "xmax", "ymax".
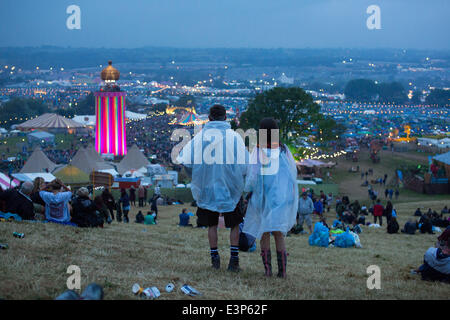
[{"xmin": 260, "ymin": 249, "xmax": 272, "ymax": 277}]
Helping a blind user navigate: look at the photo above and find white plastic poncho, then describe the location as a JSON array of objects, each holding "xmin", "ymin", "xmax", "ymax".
[
  {"xmin": 176, "ymin": 121, "xmax": 248, "ymax": 213},
  {"xmin": 243, "ymin": 146, "xmax": 299, "ymax": 239}
]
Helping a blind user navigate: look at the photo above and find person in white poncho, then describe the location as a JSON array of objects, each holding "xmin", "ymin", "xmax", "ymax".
[
  {"xmin": 243, "ymin": 118, "xmax": 298, "ymax": 278},
  {"xmin": 177, "ymin": 105, "xmax": 248, "ymax": 272}
]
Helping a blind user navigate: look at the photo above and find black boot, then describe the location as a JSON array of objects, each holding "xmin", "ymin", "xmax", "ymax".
[
  {"xmin": 276, "ymin": 251, "xmax": 287, "ymax": 279},
  {"xmin": 227, "ymin": 257, "xmax": 240, "ymax": 272},
  {"xmin": 260, "ymin": 249, "xmax": 272, "ymax": 277},
  {"xmin": 211, "ymin": 255, "xmax": 220, "ymax": 269}
]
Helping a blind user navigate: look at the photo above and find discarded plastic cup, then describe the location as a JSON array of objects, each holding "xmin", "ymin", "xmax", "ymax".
[
  {"xmin": 181, "ymin": 284, "xmax": 201, "ymax": 296},
  {"xmin": 142, "ymin": 286, "xmax": 160, "ymax": 299},
  {"xmin": 132, "ymin": 283, "xmax": 144, "ymax": 295},
  {"xmin": 165, "ymin": 283, "xmax": 174, "ymax": 293}
]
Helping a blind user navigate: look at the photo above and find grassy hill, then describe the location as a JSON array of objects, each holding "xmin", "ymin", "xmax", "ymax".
[{"xmin": 0, "ymin": 200, "xmax": 449, "ymax": 300}]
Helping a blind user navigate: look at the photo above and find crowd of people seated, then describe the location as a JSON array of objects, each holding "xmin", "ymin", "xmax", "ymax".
[{"xmin": 0, "ymin": 178, "xmax": 117, "ymax": 228}]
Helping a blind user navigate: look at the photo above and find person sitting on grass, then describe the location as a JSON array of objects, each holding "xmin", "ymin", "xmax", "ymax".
[
  {"xmin": 442, "ymin": 206, "xmax": 449, "ymax": 215},
  {"xmin": 402, "ymin": 219, "xmax": 418, "ymax": 235},
  {"xmin": 350, "ymin": 218, "xmax": 362, "ymax": 234},
  {"xmin": 411, "ymin": 227, "xmax": 450, "ymax": 283},
  {"xmin": 144, "ymin": 211, "xmax": 157, "ymax": 225},
  {"xmin": 414, "ymin": 208, "xmax": 422, "ymax": 217},
  {"xmin": 135, "ymin": 210, "xmax": 145, "ymax": 224},
  {"xmin": 0, "ymin": 181, "xmax": 35, "ymax": 220},
  {"xmin": 179, "ymin": 208, "xmax": 193, "ymax": 227},
  {"xmin": 40, "ymin": 179, "xmax": 72, "ymax": 223},
  {"xmin": 387, "ymin": 216, "xmax": 400, "ymax": 234},
  {"xmin": 419, "ymin": 213, "xmax": 434, "ymax": 234},
  {"xmin": 71, "ymin": 187, "xmax": 103, "ymax": 228}
]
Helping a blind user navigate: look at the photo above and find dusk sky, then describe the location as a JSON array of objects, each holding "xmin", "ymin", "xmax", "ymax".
[{"xmin": 0, "ymin": 0, "xmax": 449, "ymax": 49}]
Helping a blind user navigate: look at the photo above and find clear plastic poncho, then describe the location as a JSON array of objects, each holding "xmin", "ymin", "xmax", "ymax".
[
  {"xmin": 242, "ymin": 146, "xmax": 299, "ymax": 239},
  {"xmin": 176, "ymin": 121, "xmax": 248, "ymax": 213}
]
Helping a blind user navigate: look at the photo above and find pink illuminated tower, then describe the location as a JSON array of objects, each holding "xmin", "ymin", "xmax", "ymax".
[{"xmin": 95, "ymin": 61, "xmax": 127, "ymax": 156}]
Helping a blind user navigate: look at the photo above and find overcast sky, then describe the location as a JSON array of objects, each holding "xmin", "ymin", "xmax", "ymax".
[{"xmin": 0, "ymin": 0, "xmax": 448, "ymax": 49}]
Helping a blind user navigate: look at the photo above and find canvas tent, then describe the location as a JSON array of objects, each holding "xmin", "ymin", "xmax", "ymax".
[
  {"xmin": 17, "ymin": 113, "xmax": 85, "ymax": 133},
  {"xmin": 117, "ymin": 144, "xmax": 150, "ymax": 175},
  {"xmin": 53, "ymin": 165, "xmax": 90, "ymax": 187},
  {"xmin": 20, "ymin": 147, "xmax": 57, "ymax": 173},
  {"xmin": 70, "ymin": 147, "xmax": 115, "ymax": 175}
]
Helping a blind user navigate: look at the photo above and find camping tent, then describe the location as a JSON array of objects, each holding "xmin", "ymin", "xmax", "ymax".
[
  {"xmin": 20, "ymin": 147, "xmax": 57, "ymax": 173},
  {"xmin": 0, "ymin": 172, "xmax": 20, "ymax": 190},
  {"xmin": 17, "ymin": 113, "xmax": 85, "ymax": 132},
  {"xmin": 117, "ymin": 144, "xmax": 150, "ymax": 175},
  {"xmin": 70, "ymin": 147, "xmax": 115, "ymax": 175},
  {"xmin": 53, "ymin": 165, "xmax": 90, "ymax": 187}
]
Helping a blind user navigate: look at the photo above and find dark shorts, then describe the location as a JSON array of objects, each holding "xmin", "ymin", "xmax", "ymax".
[{"xmin": 196, "ymin": 204, "xmax": 243, "ymax": 228}]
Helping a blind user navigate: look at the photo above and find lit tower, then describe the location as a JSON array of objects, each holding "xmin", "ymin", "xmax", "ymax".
[{"xmin": 95, "ymin": 61, "xmax": 127, "ymax": 156}]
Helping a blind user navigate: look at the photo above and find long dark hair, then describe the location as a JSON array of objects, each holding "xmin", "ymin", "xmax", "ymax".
[{"xmin": 258, "ymin": 118, "xmax": 286, "ymax": 153}]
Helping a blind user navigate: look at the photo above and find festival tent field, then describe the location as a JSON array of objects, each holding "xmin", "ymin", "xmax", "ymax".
[
  {"xmin": 116, "ymin": 144, "xmax": 150, "ymax": 175},
  {"xmin": 53, "ymin": 165, "xmax": 90, "ymax": 188},
  {"xmin": 16, "ymin": 113, "xmax": 85, "ymax": 132},
  {"xmin": 0, "ymin": 172, "xmax": 20, "ymax": 190},
  {"xmin": 20, "ymin": 147, "xmax": 57, "ymax": 173},
  {"xmin": 70, "ymin": 147, "xmax": 115, "ymax": 175}
]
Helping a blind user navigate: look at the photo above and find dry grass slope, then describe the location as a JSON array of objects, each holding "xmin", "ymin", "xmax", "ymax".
[{"xmin": 1, "ymin": 200, "xmax": 449, "ymax": 300}]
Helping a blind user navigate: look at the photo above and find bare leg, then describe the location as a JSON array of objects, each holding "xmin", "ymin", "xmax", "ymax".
[
  {"xmin": 208, "ymin": 225, "xmax": 218, "ymax": 248},
  {"xmin": 273, "ymin": 232, "xmax": 286, "ymax": 252},
  {"xmin": 230, "ymin": 224, "xmax": 239, "ymax": 247},
  {"xmin": 260, "ymin": 232, "xmax": 270, "ymax": 251}
]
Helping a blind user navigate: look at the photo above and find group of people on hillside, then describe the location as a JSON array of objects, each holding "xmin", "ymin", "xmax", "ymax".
[
  {"xmin": 403, "ymin": 206, "xmax": 450, "ymax": 235},
  {"xmin": 0, "ymin": 178, "xmax": 106, "ymax": 228}
]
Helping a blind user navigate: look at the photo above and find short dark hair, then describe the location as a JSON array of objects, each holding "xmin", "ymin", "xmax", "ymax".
[{"xmin": 209, "ymin": 105, "xmax": 226, "ymax": 121}]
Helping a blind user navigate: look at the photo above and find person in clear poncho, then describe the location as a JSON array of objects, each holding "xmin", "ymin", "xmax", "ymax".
[
  {"xmin": 243, "ymin": 118, "xmax": 298, "ymax": 279},
  {"xmin": 176, "ymin": 105, "xmax": 248, "ymax": 272}
]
